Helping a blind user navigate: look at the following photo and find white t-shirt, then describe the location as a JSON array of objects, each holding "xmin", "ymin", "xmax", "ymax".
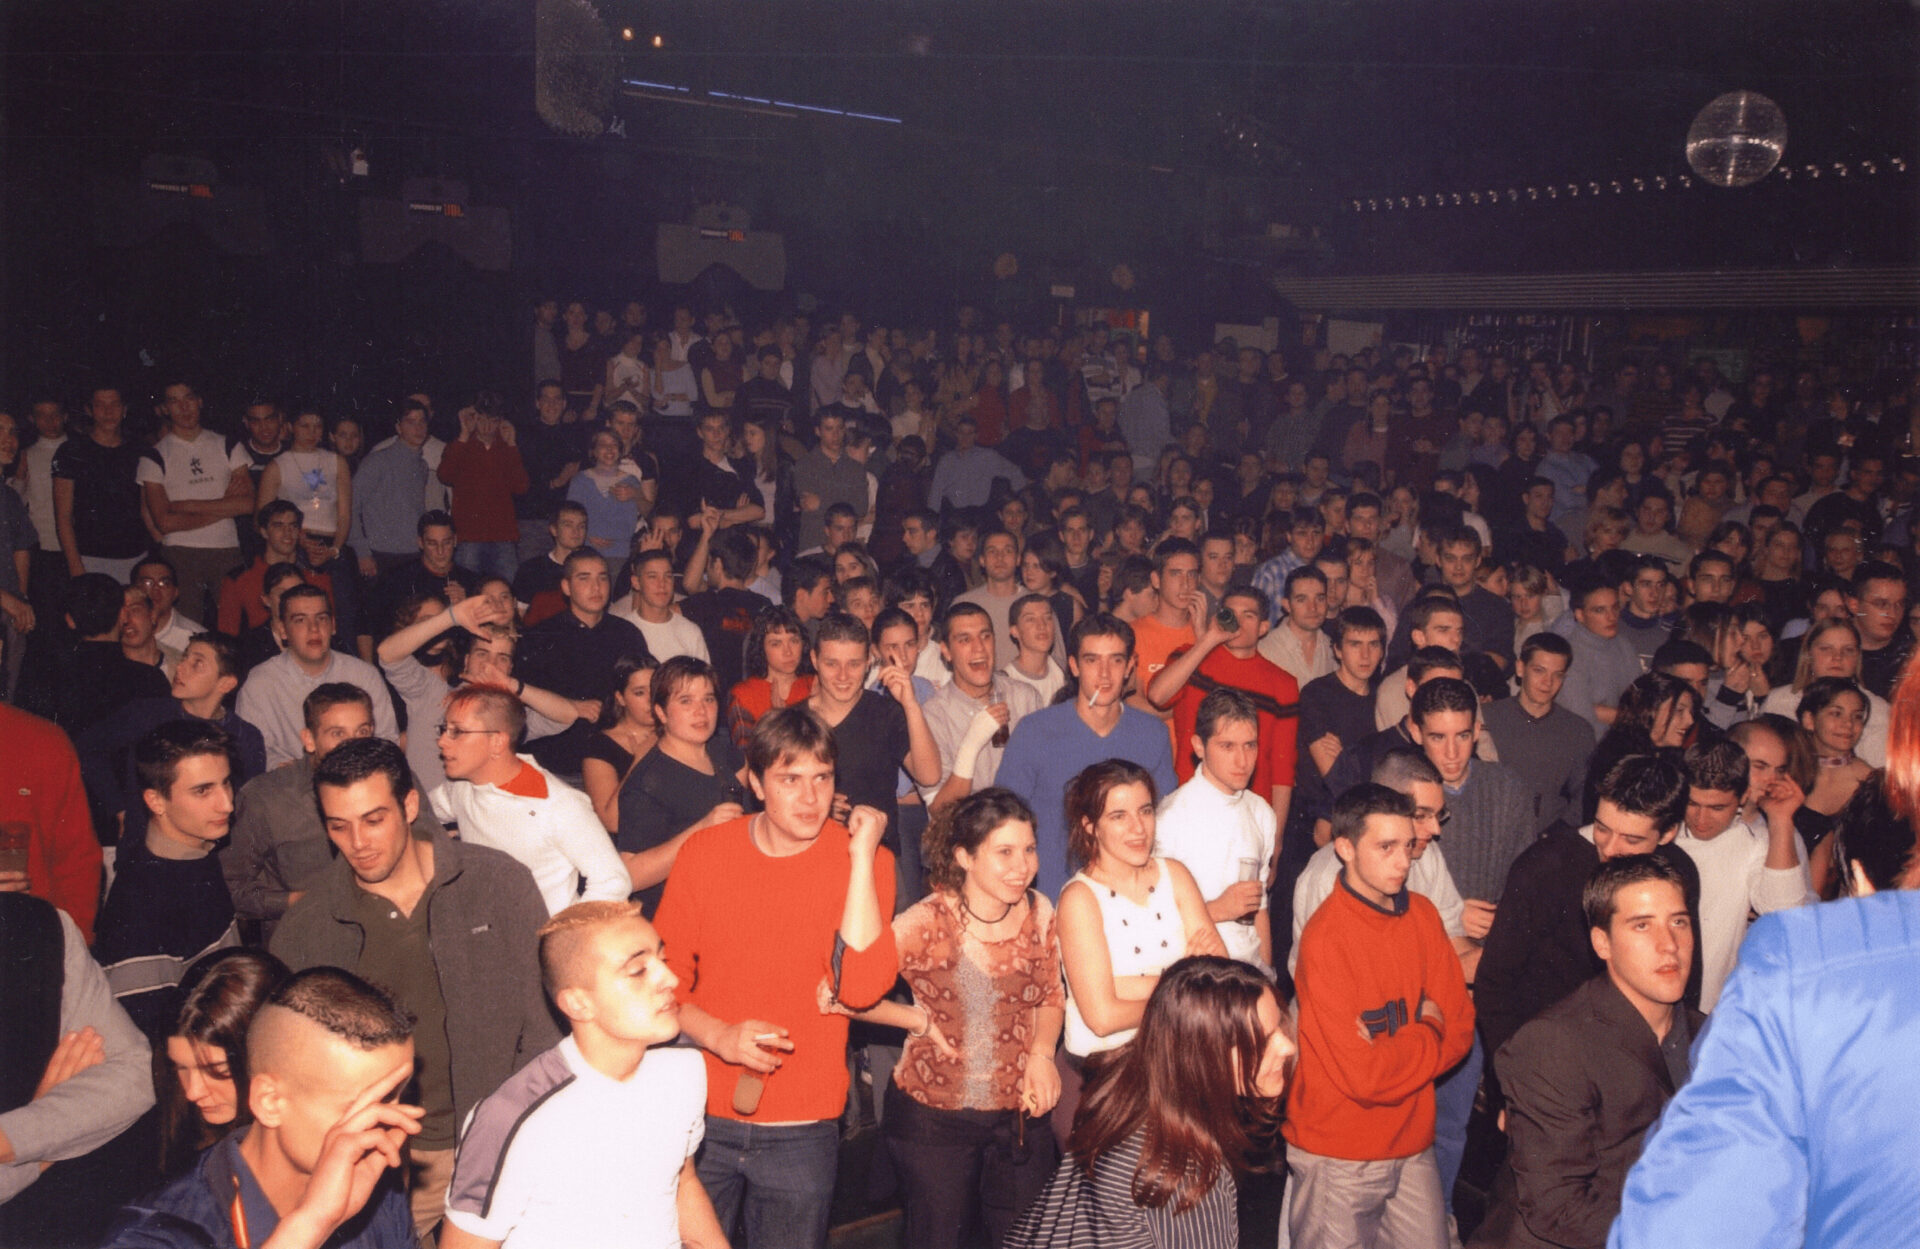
[
  {"xmin": 612, "ymin": 603, "xmax": 711, "ymax": 663},
  {"xmin": 1000, "ymin": 658, "xmax": 1066, "ymax": 705},
  {"xmin": 1675, "ymin": 818, "xmax": 1812, "ymax": 1011},
  {"xmin": 1155, "ymin": 772, "xmax": 1277, "ymax": 968},
  {"xmin": 444, "ymin": 1036, "xmax": 705, "ymax": 1249},
  {"xmin": 135, "ymin": 430, "xmax": 248, "ymax": 548}
]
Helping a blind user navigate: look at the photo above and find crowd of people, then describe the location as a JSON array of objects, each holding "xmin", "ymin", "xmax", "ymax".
[{"xmin": 2, "ymin": 296, "xmax": 1919, "ymax": 1249}]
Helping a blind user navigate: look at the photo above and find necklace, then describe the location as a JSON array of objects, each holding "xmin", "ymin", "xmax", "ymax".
[{"xmin": 959, "ymin": 886, "xmax": 1018, "ymax": 927}]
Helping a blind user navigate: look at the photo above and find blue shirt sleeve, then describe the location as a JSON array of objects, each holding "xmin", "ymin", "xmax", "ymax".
[{"xmin": 1609, "ymin": 914, "xmax": 1808, "ymax": 1249}]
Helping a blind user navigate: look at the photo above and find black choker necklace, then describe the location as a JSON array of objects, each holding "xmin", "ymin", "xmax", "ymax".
[{"xmin": 961, "ymin": 889, "xmax": 1018, "ymax": 925}]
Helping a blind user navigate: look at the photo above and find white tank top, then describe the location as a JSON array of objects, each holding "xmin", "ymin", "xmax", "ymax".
[
  {"xmin": 276, "ymin": 449, "xmax": 340, "ymax": 536},
  {"xmin": 1062, "ymin": 858, "xmax": 1186, "ymax": 1057}
]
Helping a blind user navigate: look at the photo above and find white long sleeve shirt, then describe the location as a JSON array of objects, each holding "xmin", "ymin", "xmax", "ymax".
[
  {"xmin": 430, "ymin": 756, "xmax": 629, "ymax": 916},
  {"xmin": 1676, "ymin": 816, "xmax": 1814, "ymax": 1011},
  {"xmin": 1155, "ymin": 771, "xmax": 1278, "ymax": 967}
]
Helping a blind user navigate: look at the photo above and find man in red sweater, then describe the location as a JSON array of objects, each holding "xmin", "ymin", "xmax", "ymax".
[
  {"xmin": 436, "ymin": 391, "xmax": 529, "ymax": 582},
  {"xmin": 1286, "ymin": 782, "xmax": 1475, "ymax": 1249},
  {"xmin": 653, "ymin": 705, "xmax": 896, "ymax": 1249}
]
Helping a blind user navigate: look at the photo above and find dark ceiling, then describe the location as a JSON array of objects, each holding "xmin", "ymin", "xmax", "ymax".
[{"xmin": 1, "ymin": 0, "xmax": 1915, "ymax": 405}]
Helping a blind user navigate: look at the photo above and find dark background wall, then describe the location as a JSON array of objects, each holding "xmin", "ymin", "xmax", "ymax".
[{"xmin": 3, "ymin": 0, "xmax": 1914, "ymax": 425}]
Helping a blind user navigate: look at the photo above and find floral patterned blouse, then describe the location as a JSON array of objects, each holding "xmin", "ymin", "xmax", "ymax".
[{"xmin": 893, "ymin": 890, "xmax": 1065, "ymax": 1112}]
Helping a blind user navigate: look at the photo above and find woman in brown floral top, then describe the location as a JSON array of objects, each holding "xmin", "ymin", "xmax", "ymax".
[{"xmin": 826, "ymin": 787, "xmax": 1065, "ymax": 1249}]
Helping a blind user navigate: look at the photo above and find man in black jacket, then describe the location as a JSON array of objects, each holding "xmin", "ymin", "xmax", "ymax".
[
  {"xmin": 1470, "ymin": 854, "xmax": 1705, "ymax": 1249},
  {"xmin": 1475, "ymin": 753, "xmax": 1701, "ymax": 1067}
]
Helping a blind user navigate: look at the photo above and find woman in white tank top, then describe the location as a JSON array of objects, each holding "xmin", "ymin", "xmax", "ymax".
[
  {"xmin": 258, "ymin": 408, "xmax": 350, "ymax": 542},
  {"xmin": 1056, "ymin": 759, "xmax": 1225, "ymax": 1061}
]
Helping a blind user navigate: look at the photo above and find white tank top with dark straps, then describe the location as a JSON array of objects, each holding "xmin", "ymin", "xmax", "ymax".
[{"xmin": 1062, "ymin": 858, "xmax": 1185, "ymax": 1057}]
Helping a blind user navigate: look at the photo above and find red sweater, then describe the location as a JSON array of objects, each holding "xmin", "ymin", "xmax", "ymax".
[
  {"xmin": 436, "ymin": 437, "xmax": 529, "ymax": 542},
  {"xmin": 654, "ymin": 816, "xmax": 897, "ymax": 1123},
  {"xmin": 1169, "ymin": 647, "xmax": 1299, "ymax": 800},
  {"xmin": 1284, "ymin": 878, "xmax": 1474, "ymax": 1161},
  {"xmin": 0, "ymin": 704, "xmax": 103, "ymax": 941}
]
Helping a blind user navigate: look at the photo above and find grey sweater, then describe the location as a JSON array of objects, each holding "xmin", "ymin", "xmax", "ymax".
[
  {"xmin": 1482, "ymin": 698, "xmax": 1597, "ymax": 835},
  {"xmin": 0, "ymin": 905, "xmax": 154, "ymax": 1204},
  {"xmin": 1442, "ymin": 759, "xmax": 1542, "ymax": 904}
]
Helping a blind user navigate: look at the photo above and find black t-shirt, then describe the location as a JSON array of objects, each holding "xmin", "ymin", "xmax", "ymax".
[
  {"xmin": 369, "ymin": 559, "xmax": 483, "ymax": 640},
  {"xmin": 1296, "ymin": 672, "xmax": 1378, "ymax": 819},
  {"xmin": 822, "ymin": 690, "xmax": 911, "ymax": 846},
  {"xmin": 518, "ymin": 611, "xmax": 653, "ymax": 776},
  {"xmin": 516, "ymin": 419, "xmax": 585, "ymax": 520},
  {"xmin": 615, "ymin": 738, "xmax": 748, "ymax": 913},
  {"xmin": 680, "ymin": 586, "xmax": 767, "ymax": 693},
  {"xmin": 693, "ymin": 455, "xmax": 755, "ymax": 514},
  {"xmin": 511, "ymin": 552, "xmax": 567, "ymax": 607},
  {"xmin": 50, "ymin": 436, "xmax": 149, "ymax": 559}
]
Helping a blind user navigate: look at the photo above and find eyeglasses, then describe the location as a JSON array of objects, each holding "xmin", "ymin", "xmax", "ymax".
[
  {"xmin": 134, "ymin": 576, "xmax": 176, "ymax": 588},
  {"xmin": 1412, "ymin": 807, "xmax": 1452, "ymax": 828},
  {"xmin": 435, "ymin": 723, "xmax": 503, "ymax": 740}
]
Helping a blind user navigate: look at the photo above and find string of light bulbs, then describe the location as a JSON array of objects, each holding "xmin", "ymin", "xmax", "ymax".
[{"xmin": 1344, "ymin": 155, "xmax": 1910, "ymax": 212}]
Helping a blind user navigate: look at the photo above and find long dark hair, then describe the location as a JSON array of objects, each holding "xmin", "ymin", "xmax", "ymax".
[
  {"xmin": 1068, "ymin": 957, "xmax": 1282, "ymax": 1212},
  {"xmin": 157, "ymin": 948, "xmax": 289, "ymax": 1175},
  {"xmin": 596, "ymin": 652, "xmax": 659, "ymax": 729}
]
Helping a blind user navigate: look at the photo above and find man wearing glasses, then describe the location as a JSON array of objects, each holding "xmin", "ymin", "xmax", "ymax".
[
  {"xmin": 1848, "ymin": 561, "xmax": 1911, "ymax": 699},
  {"xmin": 429, "ymin": 683, "xmax": 628, "ymax": 916}
]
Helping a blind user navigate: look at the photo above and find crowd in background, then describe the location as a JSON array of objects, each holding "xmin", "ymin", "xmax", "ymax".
[{"xmin": 2, "ymin": 293, "xmax": 1919, "ymax": 1249}]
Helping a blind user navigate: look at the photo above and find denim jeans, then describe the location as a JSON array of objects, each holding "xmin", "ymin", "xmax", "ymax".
[
  {"xmin": 1431, "ymin": 1029, "xmax": 1483, "ymax": 1214},
  {"xmin": 883, "ymin": 1081, "xmax": 1056, "ymax": 1249},
  {"xmin": 453, "ymin": 539, "xmax": 518, "ymax": 582},
  {"xmin": 695, "ymin": 1116, "xmax": 840, "ymax": 1249}
]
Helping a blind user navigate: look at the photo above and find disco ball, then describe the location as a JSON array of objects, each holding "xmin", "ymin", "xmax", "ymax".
[{"xmin": 1686, "ymin": 91, "xmax": 1788, "ymax": 187}]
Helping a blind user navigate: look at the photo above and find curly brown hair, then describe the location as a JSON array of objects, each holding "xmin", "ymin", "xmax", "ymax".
[{"xmin": 920, "ymin": 788, "xmax": 1036, "ymax": 894}]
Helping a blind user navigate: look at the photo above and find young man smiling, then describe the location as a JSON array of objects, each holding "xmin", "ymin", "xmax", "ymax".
[
  {"xmin": 920, "ymin": 602, "xmax": 1043, "ymax": 814},
  {"xmin": 805, "ymin": 613, "xmax": 940, "ymax": 852},
  {"xmin": 274, "ymin": 737, "xmax": 556, "ymax": 1241}
]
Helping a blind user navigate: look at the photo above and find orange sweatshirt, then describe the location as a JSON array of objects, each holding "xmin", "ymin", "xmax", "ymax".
[
  {"xmin": 1284, "ymin": 878, "xmax": 1474, "ymax": 1161},
  {"xmin": 654, "ymin": 816, "xmax": 897, "ymax": 1123}
]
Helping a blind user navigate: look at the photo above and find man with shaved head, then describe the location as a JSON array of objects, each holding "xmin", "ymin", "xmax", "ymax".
[
  {"xmin": 440, "ymin": 901, "xmax": 725, "ymax": 1249},
  {"xmin": 104, "ymin": 967, "xmax": 423, "ymax": 1248}
]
